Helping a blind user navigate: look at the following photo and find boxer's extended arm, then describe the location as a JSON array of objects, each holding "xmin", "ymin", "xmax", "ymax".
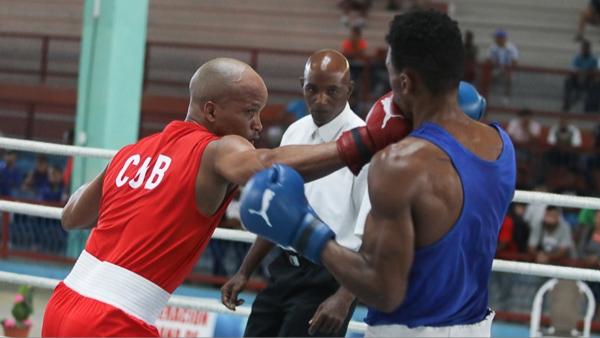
[
  {"xmin": 320, "ymin": 150, "xmax": 419, "ymax": 312},
  {"xmin": 211, "ymin": 92, "xmax": 412, "ymax": 185},
  {"xmin": 61, "ymin": 169, "xmax": 105, "ymax": 230},
  {"xmin": 212, "ymin": 135, "xmax": 343, "ymax": 185}
]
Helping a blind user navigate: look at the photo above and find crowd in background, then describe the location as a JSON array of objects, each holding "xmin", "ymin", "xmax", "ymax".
[
  {"xmin": 0, "ymin": 130, "xmax": 73, "ymax": 204},
  {"xmin": 0, "ymin": 151, "xmax": 68, "ymax": 203}
]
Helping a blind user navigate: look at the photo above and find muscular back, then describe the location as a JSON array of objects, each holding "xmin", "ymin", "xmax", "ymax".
[{"xmin": 395, "ymin": 119, "xmax": 503, "ymax": 248}]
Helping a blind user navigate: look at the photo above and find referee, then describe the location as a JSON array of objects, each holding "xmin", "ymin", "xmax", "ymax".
[{"xmin": 220, "ymin": 49, "xmax": 366, "ymax": 337}]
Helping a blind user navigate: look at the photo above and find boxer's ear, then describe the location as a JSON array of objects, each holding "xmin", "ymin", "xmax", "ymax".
[
  {"xmin": 400, "ymin": 69, "xmax": 420, "ymax": 96},
  {"xmin": 204, "ymin": 101, "xmax": 217, "ymax": 122},
  {"xmin": 399, "ymin": 72, "xmax": 411, "ymax": 96}
]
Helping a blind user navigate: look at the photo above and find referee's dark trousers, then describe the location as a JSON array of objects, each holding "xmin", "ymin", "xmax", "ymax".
[{"xmin": 244, "ymin": 249, "xmax": 356, "ymax": 337}]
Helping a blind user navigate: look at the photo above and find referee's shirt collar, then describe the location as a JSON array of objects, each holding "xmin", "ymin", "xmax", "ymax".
[{"xmin": 311, "ymin": 102, "xmax": 353, "ymax": 142}]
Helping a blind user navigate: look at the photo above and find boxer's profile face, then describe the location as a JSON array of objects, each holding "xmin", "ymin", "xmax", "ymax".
[
  {"xmin": 209, "ymin": 75, "xmax": 267, "ymax": 143},
  {"xmin": 301, "ymin": 69, "xmax": 352, "ymax": 127}
]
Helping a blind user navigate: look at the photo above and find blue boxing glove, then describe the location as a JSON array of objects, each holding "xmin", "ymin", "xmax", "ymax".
[
  {"xmin": 240, "ymin": 164, "xmax": 335, "ymax": 264},
  {"xmin": 458, "ymin": 81, "xmax": 486, "ymax": 120}
]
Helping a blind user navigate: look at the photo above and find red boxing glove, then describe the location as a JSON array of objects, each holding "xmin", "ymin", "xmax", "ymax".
[{"xmin": 336, "ymin": 92, "xmax": 412, "ymax": 175}]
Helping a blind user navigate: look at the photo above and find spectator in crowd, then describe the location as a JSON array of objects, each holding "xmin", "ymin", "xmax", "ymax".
[
  {"xmin": 543, "ymin": 117, "xmax": 582, "ymax": 170},
  {"xmin": 338, "ymin": 0, "xmax": 371, "ymax": 28},
  {"xmin": 562, "ymin": 40, "xmax": 598, "ymax": 112},
  {"xmin": 0, "ymin": 150, "xmax": 23, "ymax": 197},
  {"xmin": 493, "ymin": 204, "xmax": 531, "ymax": 310},
  {"xmin": 581, "ymin": 210, "xmax": 600, "ymax": 267},
  {"xmin": 523, "ymin": 186, "xmax": 574, "ymax": 236},
  {"xmin": 341, "ymin": 26, "xmax": 368, "ymax": 60},
  {"xmin": 507, "ymin": 109, "xmax": 541, "ymax": 187},
  {"xmin": 499, "ymin": 204, "xmax": 531, "ymax": 254},
  {"xmin": 486, "ymin": 29, "xmax": 518, "ymax": 104},
  {"xmin": 21, "ymin": 155, "xmax": 50, "ymax": 196},
  {"xmin": 523, "ymin": 185, "xmax": 550, "ymax": 232},
  {"xmin": 508, "ymin": 203, "xmax": 531, "ymax": 253},
  {"xmin": 576, "ymin": 208, "xmax": 597, "ymax": 255},
  {"xmin": 580, "ymin": 210, "xmax": 600, "ymax": 319},
  {"xmin": 576, "ymin": 0, "xmax": 600, "ymax": 42},
  {"xmin": 528, "ymin": 206, "xmax": 574, "ymax": 264},
  {"xmin": 498, "ymin": 216, "xmax": 518, "ymax": 254},
  {"xmin": 341, "ymin": 26, "xmax": 368, "ymax": 111},
  {"xmin": 547, "ymin": 117, "xmax": 582, "ymax": 148},
  {"xmin": 506, "ymin": 108, "xmax": 542, "ymax": 145},
  {"xmin": 38, "ymin": 165, "xmax": 64, "ymax": 202},
  {"xmin": 463, "ymin": 30, "xmax": 478, "ymax": 83}
]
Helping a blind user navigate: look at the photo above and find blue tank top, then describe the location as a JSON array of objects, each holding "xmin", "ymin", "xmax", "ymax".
[{"xmin": 365, "ymin": 122, "xmax": 516, "ymax": 328}]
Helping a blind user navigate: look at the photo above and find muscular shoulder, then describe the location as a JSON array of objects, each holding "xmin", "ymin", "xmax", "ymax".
[
  {"xmin": 201, "ymin": 134, "xmax": 254, "ymax": 178},
  {"xmin": 206, "ymin": 134, "xmax": 254, "ymax": 156},
  {"xmin": 368, "ymin": 137, "xmax": 442, "ymax": 215}
]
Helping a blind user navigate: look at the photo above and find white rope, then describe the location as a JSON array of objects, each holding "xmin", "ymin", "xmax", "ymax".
[
  {"xmin": 0, "ymin": 200, "xmax": 61, "ymax": 219},
  {"xmin": 0, "ymin": 137, "xmax": 115, "ymax": 159},
  {"xmin": 513, "ymin": 190, "xmax": 600, "ymax": 210},
  {"xmin": 492, "ymin": 260, "xmax": 600, "ymax": 282},
  {"xmin": 0, "ymin": 200, "xmax": 257, "ymax": 243},
  {"xmin": 2, "ymin": 137, "xmax": 600, "ymax": 209},
  {"xmin": 0, "ymin": 270, "xmax": 59, "ymax": 290},
  {"xmin": 0, "ymin": 270, "xmax": 367, "ymax": 332}
]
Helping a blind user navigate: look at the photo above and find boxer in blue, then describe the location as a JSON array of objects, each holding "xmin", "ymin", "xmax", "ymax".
[{"xmin": 239, "ymin": 10, "xmax": 515, "ymax": 337}]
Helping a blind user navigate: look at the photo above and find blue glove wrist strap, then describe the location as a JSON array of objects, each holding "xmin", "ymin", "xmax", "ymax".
[{"xmin": 294, "ymin": 213, "xmax": 335, "ymax": 264}]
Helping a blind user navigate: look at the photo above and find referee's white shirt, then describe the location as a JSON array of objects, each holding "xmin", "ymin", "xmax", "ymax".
[{"xmin": 280, "ymin": 102, "xmax": 368, "ymax": 251}]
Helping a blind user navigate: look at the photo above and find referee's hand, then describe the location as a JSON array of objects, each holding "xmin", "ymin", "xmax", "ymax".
[{"xmin": 221, "ymin": 272, "xmax": 247, "ymax": 311}]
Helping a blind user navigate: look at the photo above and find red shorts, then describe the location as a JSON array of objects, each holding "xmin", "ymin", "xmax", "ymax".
[{"xmin": 42, "ymin": 282, "xmax": 159, "ymax": 337}]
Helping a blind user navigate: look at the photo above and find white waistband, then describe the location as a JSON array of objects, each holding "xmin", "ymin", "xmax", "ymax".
[
  {"xmin": 63, "ymin": 250, "xmax": 170, "ymax": 325},
  {"xmin": 365, "ymin": 311, "xmax": 495, "ymax": 338}
]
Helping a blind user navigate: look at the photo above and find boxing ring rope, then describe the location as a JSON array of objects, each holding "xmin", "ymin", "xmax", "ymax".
[
  {"xmin": 2, "ymin": 136, "xmax": 600, "ymax": 332},
  {"xmin": 0, "ymin": 137, "xmax": 116, "ymax": 159},
  {"xmin": 0, "ymin": 200, "xmax": 257, "ymax": 243}
]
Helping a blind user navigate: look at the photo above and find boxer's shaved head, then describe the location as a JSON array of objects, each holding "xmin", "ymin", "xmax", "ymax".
[
  {"xmin": 301, "ymin": 49, "xmax": 353, "ymax": 126},
  {"xmin": 189, "ymin": 58, "xmax": 267, "ymax": 108},
  {"xmin": 187, "ymin": 58, "xmax": 267, "ymax": 142}
]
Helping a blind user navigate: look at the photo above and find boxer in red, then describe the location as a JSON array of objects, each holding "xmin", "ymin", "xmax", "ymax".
[{"xmin": 41, "ymin": 57, "xmax": 408, "ymax": 336}]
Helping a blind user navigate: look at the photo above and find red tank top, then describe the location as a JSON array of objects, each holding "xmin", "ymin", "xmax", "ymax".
[{"xmin": 86, "ymin": 121, "xmax": 235, "ymax": 293}]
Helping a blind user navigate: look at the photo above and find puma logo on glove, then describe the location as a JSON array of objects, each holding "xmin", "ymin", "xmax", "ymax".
[
  {"xmin": 247, "ymin": 189, "xmax": 275, "ymax": 227},
  {"xmin": 240, "ymin": 165, "xmax": 335, "ymax": 264}
]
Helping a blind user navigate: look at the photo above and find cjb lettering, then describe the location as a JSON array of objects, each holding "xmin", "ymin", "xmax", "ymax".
[{"xmin": 115, "ymin": 154, "xmax": 172, "ymax": 190}]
